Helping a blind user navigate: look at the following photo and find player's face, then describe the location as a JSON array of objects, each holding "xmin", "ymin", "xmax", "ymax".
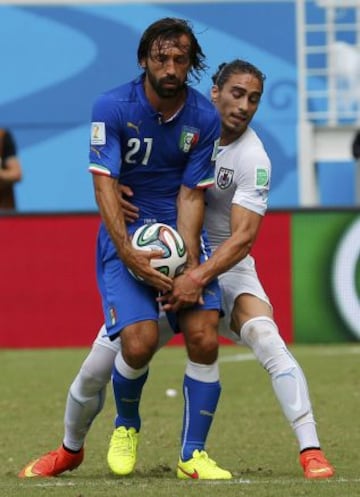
[
  {"xmin": 211, "ymin": 72, "xmax": 262, "ymax": 144},
  {"xmin": 142, "ymin": 35, "xmax": 192, "ymax": 98}
]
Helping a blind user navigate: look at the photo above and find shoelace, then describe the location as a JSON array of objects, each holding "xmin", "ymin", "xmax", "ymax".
[
  {"xmin": 112, "ymin": 430, "xmax": 135, "ymax": 456},
  {"xmin": 194, "ymin": 451, "xmax": 216, "ymax": 467}
]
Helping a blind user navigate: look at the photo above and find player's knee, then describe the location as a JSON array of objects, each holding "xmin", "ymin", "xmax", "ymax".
[
  {"xmin": 240, "ymin": 317, "xmax": 294, "ymax": 375},
  {"xmin": 122, "ymin": 340, "xmax": 157, "ymax": 369},
  {"xmin": 70, "ymin": 367, "xmax": 107, "ymax": 401},
  {"xmin": 186, "ymin": 326, "xmax": 219, "ymax": 364}
]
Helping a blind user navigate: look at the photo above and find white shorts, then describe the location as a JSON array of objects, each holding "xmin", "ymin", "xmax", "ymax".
[
  {"xmin": 218, "ymin": 254, "xmax": 271, "ymax": 342},
  {"xmin": 94, "ymin": 324, "xmax": 121, "ymax": 352}
]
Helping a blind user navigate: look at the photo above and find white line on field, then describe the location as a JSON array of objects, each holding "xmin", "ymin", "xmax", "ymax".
[
  {"xmin": 219, "ymin": 345, "xmax": 360, "ymax": 364},
  {"xmin": 219, "ymin": 353, "xmax": 255, "ymax": 363},
  {"xmin": 200, "ymin": 477, "xmax": 360, "ymax": 485},
  {"xmin": 16, "ymin": 477, "xmax": 360, "ymax": 488}
]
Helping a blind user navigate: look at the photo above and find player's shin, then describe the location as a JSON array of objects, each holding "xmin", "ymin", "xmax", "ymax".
[
  {"xmin": 240, "ymin": 316, "xmax": 320, "ymax": 450},
  {"xmin": 112, "ymin": 352, "xmax": 149, "ymax": 430},
  {"xmin": 64, "ymin": 343, "xmax": 116, "ymax": 451},
  {"xmin": 64, "ymin": 374, "xmax": 107, "ymax": 451},
  {"xmin": 180, "ymin": 360, "xmax": 221, "ymax": 461}
]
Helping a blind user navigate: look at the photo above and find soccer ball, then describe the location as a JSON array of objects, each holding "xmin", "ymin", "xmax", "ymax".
[{"xmin": 130, "ymin": 223, "xmax": 187, "ymax": 279}]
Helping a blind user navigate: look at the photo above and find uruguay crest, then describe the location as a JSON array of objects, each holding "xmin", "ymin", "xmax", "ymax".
[{"xmin": 217, "ymin": 167, "xmax": 234, "ymax": 189}]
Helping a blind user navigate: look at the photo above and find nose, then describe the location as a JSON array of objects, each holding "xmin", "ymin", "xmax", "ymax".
[
  {"xmin": 164, "ymin": 58, "xmax": 176, "ymax": 75},
  {"xmin": 238, "ymin": 96, "xmax": 249, "ymax": 111}
]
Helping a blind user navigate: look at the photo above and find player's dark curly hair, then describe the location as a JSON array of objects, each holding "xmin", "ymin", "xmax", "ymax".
[
  {"xmin": 212, "ymin": 59, "xmax": 266, "ymax": 93},
  {"xmin": 137, "ymin": 17, "xmax": 207, "ymax": 83}
]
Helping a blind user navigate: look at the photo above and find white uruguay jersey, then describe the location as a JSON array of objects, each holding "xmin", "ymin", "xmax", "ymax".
[
  {"xmin": 204, "ymin": 127, "xmax": 272, "ymax": 338},
  {"xmin": 204, "ymin": 126, "xmax": 271, "ymax": 250}
]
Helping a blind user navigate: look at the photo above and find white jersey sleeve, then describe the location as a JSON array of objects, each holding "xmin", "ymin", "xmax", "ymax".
[
  {"xmin": 225, "ymin": 127, "xmax": 271, "ymax": 215},
  {"xmin": 205, "ymin": 127, "xmax": 271, "ymax": 249}
]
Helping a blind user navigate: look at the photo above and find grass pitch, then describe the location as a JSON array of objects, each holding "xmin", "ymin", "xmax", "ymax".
[{"xmin": 1, "ymin": 344, "xmax": 360, "ymax": 497}]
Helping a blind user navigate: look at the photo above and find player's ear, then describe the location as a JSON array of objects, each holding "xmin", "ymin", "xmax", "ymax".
[
  {"xmin": 211, "ymin": 85, "xmax": 219, "ymax": 103},
  {"xmin": 139, "ymin": 58, "xmax": 147, "ymax": 69}
]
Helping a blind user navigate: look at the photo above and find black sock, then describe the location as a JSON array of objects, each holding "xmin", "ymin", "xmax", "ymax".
[
  {"xmin": 300, "ymin": 447, "xmax": 321, "ymax": 454},
  {"xmin": 62, "ymin": 444, "xmax": 82, "ymax": 454}
]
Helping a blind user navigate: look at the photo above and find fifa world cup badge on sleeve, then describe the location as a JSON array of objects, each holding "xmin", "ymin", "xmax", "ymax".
[{"xmin": 91, "ymin": 122, "xmax": 106, "ymax": 145}]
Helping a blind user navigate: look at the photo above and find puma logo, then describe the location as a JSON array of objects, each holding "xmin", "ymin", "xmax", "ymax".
[{"xmin": 127, "ymin": 121, "xmax": 141, "ymax": 134}]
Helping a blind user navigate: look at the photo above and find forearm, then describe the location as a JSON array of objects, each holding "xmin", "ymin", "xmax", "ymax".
[
  {"xmin": 94, "ymin": 175, "xmax": 173, "ymax": 293},
  {"xmin": 189, "ymin": 235, "xmax": 252, "ymax": 286},
  {"xmin": 93, "ymin": 176, "xmax": 132, "ymax": 261},
  {"xmin": 176, "ymin": 188, "xmax": 204, "ymax": 269},
  {"xmin": 190, "ymin": 206, "xmax": 263, "ymax": 286}
]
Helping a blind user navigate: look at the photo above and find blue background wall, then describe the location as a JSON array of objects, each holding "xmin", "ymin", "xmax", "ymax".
[{"xmin": 0, "ymin": 2, "xmax": 355, "ymax": 212}]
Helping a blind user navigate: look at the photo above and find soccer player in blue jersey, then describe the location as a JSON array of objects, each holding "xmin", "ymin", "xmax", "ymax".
[
  {"xmin": 48, "ymin": 17, "xmax": 227, "ymax": 480},
  {"xmin": 19, "ymin": 56, "xmax": 334, "ymax": 481}
]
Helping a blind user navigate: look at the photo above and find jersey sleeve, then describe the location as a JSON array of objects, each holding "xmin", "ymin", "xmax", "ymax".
[
  {"xmin": 232, "ymin": 146, "xmax": 271, "ymax": 216},
  {"xmin": 88, "ymin": 93, "xmax": 122, "ymax": 178},
  {"xmin": 182, "ymin": 110, "xmax": 220, "ymax": 190}
]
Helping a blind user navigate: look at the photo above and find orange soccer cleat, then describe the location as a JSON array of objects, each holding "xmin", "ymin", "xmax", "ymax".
[
  {"xmin": 299, "ymin": 449, "xmax": 335, "ymax": 479},
  {"xmin": 18, "ymin": 445, "xmax": 84, "ymax": 478}
]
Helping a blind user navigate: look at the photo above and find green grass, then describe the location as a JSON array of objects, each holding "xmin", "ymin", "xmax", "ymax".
[{"xmin": 1, "ymin": 344, "xmax": 360, "ymax": 497}]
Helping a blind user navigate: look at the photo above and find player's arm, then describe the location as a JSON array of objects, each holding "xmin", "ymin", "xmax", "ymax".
[
  {"xmin": 186, "ymin": 141, "xmax": 270, "ymax": 288},
  {"xmin": 117, "ymin": 184, "xmax": 139, "ymax": 222},
  {"xmin": 188, "ymin": 204, "xmax": 263, "ymax": 287},
  {"xmin": 176, "ymin": 184, "xmax": 204, "ymax": 270},
  {"xmin": 157, "ymin": 184, "xmax": 205, "ymax": 310},
  {"xmin": 160, "ymin": 203, "xmax": 262, "ymax": 312},
  {"xmin": 93, "ymin": 174, "xmax": 172, "ymax": 292},
  {"xmin": 0, "ymin": 132, "xmax": 22, "ymax": 189},
  {"xmin": 0, "ymin": 155, "xmax": 22, "ymax": 189}
]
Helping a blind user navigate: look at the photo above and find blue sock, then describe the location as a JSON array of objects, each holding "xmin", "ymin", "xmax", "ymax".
[
  {"xmin": 112, "ymin": 365, "xmax": 148, "ymax": 431},
  {"xmin": 180, "ymin": 374, "xmax": 221, "ymax": 461}
]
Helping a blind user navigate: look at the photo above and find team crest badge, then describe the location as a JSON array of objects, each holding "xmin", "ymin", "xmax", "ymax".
[
  {"xmin": 217, "ymin": 167, "xmax": 234, "ymax": 189},
  {"xmin": 179, "ymin": 126, "xmax": 200, "ymax": 153}
]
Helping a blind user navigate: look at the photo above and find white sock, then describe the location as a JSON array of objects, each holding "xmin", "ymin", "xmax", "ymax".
[
  {"xmin": 185, "ymin": 359, "xmax": 219, "ymax": 382},
  {"xmin": 63, "ymin": 344, "xmax": 116, "ymax": 450},
  {"xmin": 114, "ymin": 351, "xmax": 149, "ymax": 379},
  {"xmin": 240, "ymin": 317, "xmax": 320, "ymax": 451}
]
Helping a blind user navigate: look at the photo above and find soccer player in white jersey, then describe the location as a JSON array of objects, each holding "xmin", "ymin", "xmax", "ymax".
[
  {"xmin": 19, "ymin": 59, "xmax": 334, "ymax": 480},
  {"xmin": 159, "ymin": 59, "xmax": 334, "ymax": 479}
]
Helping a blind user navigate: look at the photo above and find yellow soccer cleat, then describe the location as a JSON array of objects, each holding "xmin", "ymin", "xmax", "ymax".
[
  {"xmin": 107, "ymin": 426, "xmax": 138, "ymax": 476},
  {"xmin": 177, "ymin": 449, "xmax": 232, "ymax": 480},
  {"xmin": 300, "ymin": 449, "xmax": 335, "ymax": 479}
]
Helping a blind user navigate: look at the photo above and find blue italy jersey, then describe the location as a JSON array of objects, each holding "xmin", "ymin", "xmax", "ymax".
[{"xmin": 88, "ymin": 75, "xmax": 220, "ymax": 224}]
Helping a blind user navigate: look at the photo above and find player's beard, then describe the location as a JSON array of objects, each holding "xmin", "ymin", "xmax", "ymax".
[{"xmin": 147, "ymin": 71, "xmax": 186, "ymax": 98}]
